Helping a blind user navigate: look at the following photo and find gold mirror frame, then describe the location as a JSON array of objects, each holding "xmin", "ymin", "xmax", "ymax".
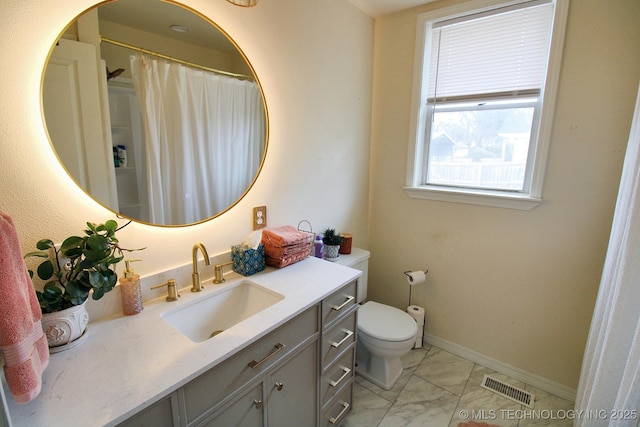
[{"xmin": 41, "ymin": 0, "xmax": 268, "ymax": 227}]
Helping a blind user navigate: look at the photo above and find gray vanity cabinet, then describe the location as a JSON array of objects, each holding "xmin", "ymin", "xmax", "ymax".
[
  {"xmin": 184, "ymin": 305, "xmax": 318, "ymax": 426},
  {"xmin": 319, "ymin": 281, "xmax": 358, "ymax": 426},
  {"xmin": 198, "ymin": 340, "xmax": 318, "ymax": 427},
  {"xmin": 118, "ymin": 280, "xmax": 358, "ymax": 427}
]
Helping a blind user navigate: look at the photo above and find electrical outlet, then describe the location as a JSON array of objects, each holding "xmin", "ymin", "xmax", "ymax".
[{"xmin": 253, "ymin": 206, "xmax": 267, "ymax": 230}]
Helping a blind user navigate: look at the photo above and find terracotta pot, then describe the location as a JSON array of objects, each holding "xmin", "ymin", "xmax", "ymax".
[
  {"xmin": 41, "ymin": 301, "xmax": 89, "ymax": 350},
  {"xmin": 339, "ymin": 233, "xmax": 352, "ymax": 254}
]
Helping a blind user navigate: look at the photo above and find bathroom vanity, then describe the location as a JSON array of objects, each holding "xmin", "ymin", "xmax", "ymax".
[{"xmin": 4, "ymin": 257, "xmax": 360, "ymax": 427}]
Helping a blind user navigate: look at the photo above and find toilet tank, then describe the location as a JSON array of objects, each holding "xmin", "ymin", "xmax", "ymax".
[{"xmin": 334, "ymin": 248, "xmax": 370, "ymax": 303}]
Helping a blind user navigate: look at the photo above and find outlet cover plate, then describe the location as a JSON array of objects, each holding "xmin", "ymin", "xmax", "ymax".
[{"xmin": 253, "ymin": 206, "xmax": 267, "ymax": 230}]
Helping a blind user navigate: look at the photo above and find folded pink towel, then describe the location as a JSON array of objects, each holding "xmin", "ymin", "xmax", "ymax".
[
  {"xmin": 265, "ymin": 250, "xmax": 309, "ymax": 269},
  {"xmin": 0, "ymin": 212, "xmax": 49, "ymax": 403},
  {"xmin": 261, "ymin": 225, "xmax": 311, "ymax": 268},
  {"xmin": 263, "ymin": 241, "xmax": 310, "ymax": 258},
  {"xmin": 261, "ymin": 225, "xmax": 309, "ymax": 247}
]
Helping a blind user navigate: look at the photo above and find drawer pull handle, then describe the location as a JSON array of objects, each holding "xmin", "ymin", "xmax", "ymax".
[
  {"xmin": 329, "ymin": 366, "xmax": 351, "ymax": 387},
  {"xmin": 275, "ymin": 382, "xmax": 284, "ymax": 391},
  {"xmin": 248, "ymin": 343, "xmax": 285, "ymax": 369},
  {"xmin": 254, "ymin": 399, "xmax": 263, "ymax": 409},
  {"xmin": 329, "ymin": 401, "xmax": 350, "ymax": 424},
  {"xmin": 331, "ymin": 329, "xmax": 354, "ymax": 348},
  {"xmin": 331, "ymin": 295, "xmax": 355, "ymax": 311}
]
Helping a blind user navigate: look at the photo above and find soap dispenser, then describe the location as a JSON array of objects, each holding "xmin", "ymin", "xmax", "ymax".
[
  {"xmin": 120, "ymin": 259, "xmax": 143, "ymax": 315},
  {"xmin": 314, "ymin": 235, "xmax": 324, "ymax": 259}
]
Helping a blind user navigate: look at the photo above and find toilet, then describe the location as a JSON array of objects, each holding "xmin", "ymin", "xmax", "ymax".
[{"xmin": 335, "ymin": 249, "xmax": 418, "ymax": 390}]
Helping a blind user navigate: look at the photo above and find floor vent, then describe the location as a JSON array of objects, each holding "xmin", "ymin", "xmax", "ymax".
[{"xmin": 480, "ymin": 374, "xmax": 535, "ymax": 408}]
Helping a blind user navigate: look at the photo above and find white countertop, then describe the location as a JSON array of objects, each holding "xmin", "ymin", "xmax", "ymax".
[{"xmin": 4, "ymin": 256, "xmax": 361, "ymax": 427}]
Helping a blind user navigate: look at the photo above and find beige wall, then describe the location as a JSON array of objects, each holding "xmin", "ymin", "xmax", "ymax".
[
  {"xmin": 0, "ymin": 0, "xmax": 372, "ymax": 281},
  {"xmin": 368, "ymin": 0, "xmax": 640, "ymax": 390}
]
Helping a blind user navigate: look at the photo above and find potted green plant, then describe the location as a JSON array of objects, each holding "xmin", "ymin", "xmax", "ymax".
[
  {"xmin": 322, "ymin": 228, "xmax": 345, "ymax": 261},
  {"xmin": 24, "ymin": 220, "xmax": 140, "ymax": 350}
]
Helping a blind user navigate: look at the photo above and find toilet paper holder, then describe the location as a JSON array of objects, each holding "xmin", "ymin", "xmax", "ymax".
[
  {"xmin": 403, "ymin": 270, "xmax": 428, "ymax": 280},
  {"xmin": 404, "ymin": 269, "xmax": 428, "ymax": 306}
]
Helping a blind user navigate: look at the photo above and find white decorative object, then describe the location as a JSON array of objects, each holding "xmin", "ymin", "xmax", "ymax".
[
  {"xmin": 324, "ymin": 245, "xmax": 340, "ymax": 261},
  {"xmin": 41, "ymin": 301, "xmax": 89, "ymax": 350}
]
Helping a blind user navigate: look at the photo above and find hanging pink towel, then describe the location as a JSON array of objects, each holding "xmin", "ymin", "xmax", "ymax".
[{"xmin": 0, "ymin": 212, "xmax": 49, "ymax": 404}]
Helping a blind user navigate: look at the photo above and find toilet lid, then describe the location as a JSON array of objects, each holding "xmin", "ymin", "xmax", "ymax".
[{"xmin": 358, "ymin": 301, "xmax": 418, "ymax": 342}]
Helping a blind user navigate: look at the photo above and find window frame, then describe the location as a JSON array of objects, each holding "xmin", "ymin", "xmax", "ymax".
[{"xmin": 405, "ymin": 0, "xmax": 569, "ymax": 210}]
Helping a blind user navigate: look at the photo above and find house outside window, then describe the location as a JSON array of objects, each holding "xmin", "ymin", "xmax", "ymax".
[{"xmin": 405, "ymin": 0, "xmax": 569, "ymax": 210}]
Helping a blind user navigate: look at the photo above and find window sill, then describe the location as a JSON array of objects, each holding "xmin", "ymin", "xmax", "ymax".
[{"xmin": 404, "ymin": 186, "xmax": 541, "ymax": 211}]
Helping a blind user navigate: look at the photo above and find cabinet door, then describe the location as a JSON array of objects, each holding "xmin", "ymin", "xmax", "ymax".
[
  {"xmin": 267, "ymin": 341, "xmax": 318, "ymax": 427},
  {"xmin": 116, "ymin": 393, "xmax": 176, "ymax": 427},
  {"xmin": 198, "ymin": 383, "xmax": 263, "ymax": 427}
]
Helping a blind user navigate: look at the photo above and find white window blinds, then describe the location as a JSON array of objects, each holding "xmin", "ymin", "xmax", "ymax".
[{"xmin": 428, "ymin": 0, "xmax": 554, "ymax": 102}]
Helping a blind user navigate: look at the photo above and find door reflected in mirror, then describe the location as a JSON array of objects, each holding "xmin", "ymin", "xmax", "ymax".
[{"xmin": 42, "ymin": 0, "xmax": 267, "ymax": 226}]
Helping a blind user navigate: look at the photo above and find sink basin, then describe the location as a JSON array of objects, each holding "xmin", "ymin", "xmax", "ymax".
[{"xmin": 160, "ymin": 280, "xmax": 284, "ymax": 343}]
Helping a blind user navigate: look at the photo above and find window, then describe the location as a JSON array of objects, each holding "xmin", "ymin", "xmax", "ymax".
[{"xmin": 406, "ymin": 0, "xmax": 569, "ymax": 210}]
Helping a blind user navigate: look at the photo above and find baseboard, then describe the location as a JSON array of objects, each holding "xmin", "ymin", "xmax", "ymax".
[{"xmin": 423, "ymin": 333, "xmax": 577, "ymax": 402}]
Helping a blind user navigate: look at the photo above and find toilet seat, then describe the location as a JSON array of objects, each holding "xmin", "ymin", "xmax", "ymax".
[{"xmin": 358, "ymin": 301, "xmax": 417, "ymax": 342}]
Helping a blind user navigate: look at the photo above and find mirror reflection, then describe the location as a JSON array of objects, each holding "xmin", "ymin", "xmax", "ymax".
[{"xmin": 42, "ymin": 0, "xmax": 267, "ymax": 226}]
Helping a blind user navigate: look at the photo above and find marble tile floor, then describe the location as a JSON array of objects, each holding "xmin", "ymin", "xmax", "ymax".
[{"xmin": 343, "ymin": 345, "xmax": 575, "ymax": 427}]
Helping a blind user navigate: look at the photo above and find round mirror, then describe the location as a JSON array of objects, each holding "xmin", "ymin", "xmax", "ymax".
[{"xmin": 42, "ymin": 0, "xmax": 268, "ymax": 226}]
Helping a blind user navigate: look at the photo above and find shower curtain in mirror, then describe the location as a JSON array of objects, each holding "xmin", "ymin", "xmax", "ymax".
[{"xmin": 130, "ymin": 54, "xmax": 265, "ymax": 224}]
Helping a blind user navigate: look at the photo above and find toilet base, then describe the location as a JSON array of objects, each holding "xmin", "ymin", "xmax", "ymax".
[{"xmin": 355, "ymin": 341, "xmax": 404, "ymax": 390}]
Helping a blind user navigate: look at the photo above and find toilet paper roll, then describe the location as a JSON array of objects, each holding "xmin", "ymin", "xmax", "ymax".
[
  {"xmin": 415, "ymin": 327, "xmax": 424, "ymax": 348},
  {"xmin": 408, "ymin": 305, "xmax": 425, "ymax": 348},
  {"xmin": 407, "ymin": 305, "xmax": 425, "ymax": 326},
  {"xmin": 406, "ymin": 270, "xmax": 426, "ymax": 285}
]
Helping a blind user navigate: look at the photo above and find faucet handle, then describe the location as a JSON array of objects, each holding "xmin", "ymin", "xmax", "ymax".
[
  {"xmin": 213, "ymin": 261, "xmax": 234, "ymax": 284},
  {"xmin": 151, "ymin": 279, "xmax": 180, "ymax": 302}
]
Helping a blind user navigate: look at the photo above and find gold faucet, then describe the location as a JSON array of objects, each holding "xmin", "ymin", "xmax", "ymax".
[{"xmin": 191, "ymin": 243, "xmax": 210, "ymax": 292}]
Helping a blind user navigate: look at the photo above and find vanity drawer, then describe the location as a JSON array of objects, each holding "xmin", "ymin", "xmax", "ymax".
[
  {"xmin": 321, "ymin": 280, "xmax": 357, "ymax": 330},
  {"xmin": 321, "ymin": 379, "xmax": 353, "ymax": 427},
  {"xmin": 320, "ymin": 346, "xmax": 354, "ymax": 407},
  {"xmin": 321, "ymin": 310, "xmax": 356, "ymax": 370},
  {"xmin": 183, "ymin": 305, "xmax": 318, "ymax": 424}
]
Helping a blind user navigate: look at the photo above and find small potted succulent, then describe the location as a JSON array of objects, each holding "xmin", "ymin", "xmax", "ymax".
[
  {"xmin": 24, "ymin": 220, "xmax": 140, "ymax": 349},
  {"xmin": 321, "ymin": 228, "xmax": 345, "ymax": 261}
]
